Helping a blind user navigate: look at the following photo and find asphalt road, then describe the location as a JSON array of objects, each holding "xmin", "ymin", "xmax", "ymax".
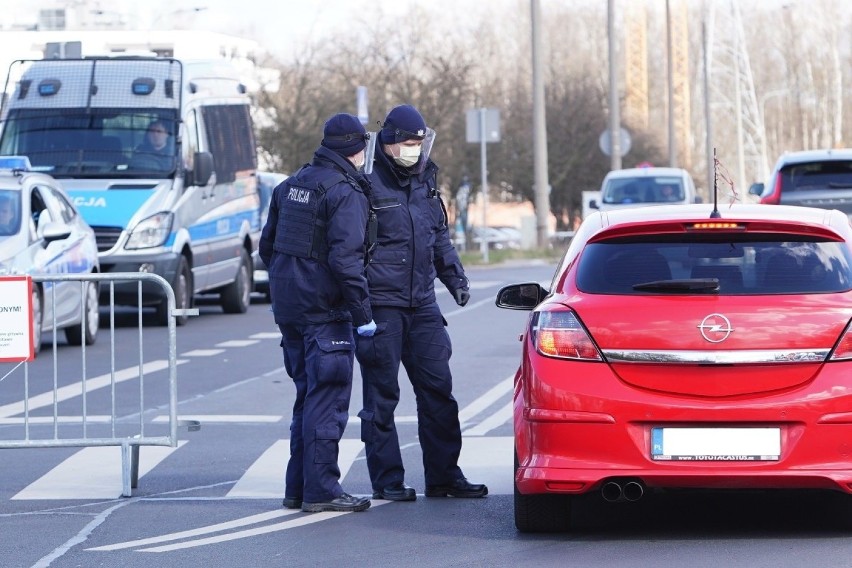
[{"xmin": 4, "ymin": 261, "xmax": 852, "ymax": 568}]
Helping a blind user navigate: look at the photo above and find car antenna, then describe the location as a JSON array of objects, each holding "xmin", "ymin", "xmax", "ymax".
[{"xmin": 710, "ymin": 147, "xmax": 721, "ymax": 218}]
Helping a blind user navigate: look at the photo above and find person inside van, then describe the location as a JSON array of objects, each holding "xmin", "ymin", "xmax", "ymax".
[
  {"xmin": 131, "ymin": 120, "xmax": 174, "ymax": 171},
  {"xmin": 659, "ymin": 184, "xmax": 682, "ymax": 202},
  {"xmin": 0, "ymin": 195, "xmax": 17, "ymax": 234}
]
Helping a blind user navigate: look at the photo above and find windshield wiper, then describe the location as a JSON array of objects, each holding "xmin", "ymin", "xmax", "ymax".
[{"xmin": 633, "ymin": 278, "xmax": 720, "ymax": 293}]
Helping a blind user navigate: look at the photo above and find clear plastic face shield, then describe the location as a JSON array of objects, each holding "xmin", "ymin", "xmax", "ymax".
[
  {"xmin": 413, "ymin": 127, "xmax": 436, "ymax": 174},
  {"xmin": 363, "ymin": 131, "xmax": 378, "ymax": 175}
]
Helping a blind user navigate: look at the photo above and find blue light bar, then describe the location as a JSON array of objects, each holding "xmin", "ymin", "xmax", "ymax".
[{"xmin": 0, "ymin": 156, "xmax": 32, "ymax": 171}]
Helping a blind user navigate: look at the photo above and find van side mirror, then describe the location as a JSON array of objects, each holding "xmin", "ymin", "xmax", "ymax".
[
  {"xmin": 748, "ymin": 182, "xmax": 764, "ymax": 196},
  {"xmin": 187, "ymin": 151, "xmax": 214, "ymax": 187},
  {"xmin": 589, "ymin": 200, "xmax": 599, "ymax": 209}
]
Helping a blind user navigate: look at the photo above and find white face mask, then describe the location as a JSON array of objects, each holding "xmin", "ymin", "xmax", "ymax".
[{"xmin": 393, "ymin": 144, "xmax": 421, "ymax": 167}]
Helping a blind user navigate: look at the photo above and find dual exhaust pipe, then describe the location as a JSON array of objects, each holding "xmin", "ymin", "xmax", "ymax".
[{"xmin": 601, "ymin": 479, "xmax": 645, "ymax": 502}]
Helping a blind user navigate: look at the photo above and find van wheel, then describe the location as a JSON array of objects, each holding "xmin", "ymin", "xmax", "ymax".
[
  {"xmin": 221, "ymin": 249, "xmax": 252, "ymax": 314},
  {"xmin": 157, "ymin": 256, "xmax": 192, "ymax": 326},
  {"xmin": 65, "ymin": 280, "xmax": 99, "ymax": 345}
]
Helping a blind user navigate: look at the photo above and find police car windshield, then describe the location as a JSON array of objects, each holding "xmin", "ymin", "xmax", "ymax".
[
  {"xmin": 0, "ymin": 189, "xmax": 22, "ymax": 237},
  {"xmin": 0, "ymin": 109, "xmax": 179, "ymax": 179}
]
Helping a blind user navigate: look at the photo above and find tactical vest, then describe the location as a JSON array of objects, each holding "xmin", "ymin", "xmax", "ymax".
[{"xmin": 275, "ymin": 168, "xmax": 347, "ymax": 260}]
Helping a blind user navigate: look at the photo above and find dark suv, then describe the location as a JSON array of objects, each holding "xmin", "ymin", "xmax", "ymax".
[{"xmin": 750, "ymin": 149, "xmax": 852, "ymax": 214}]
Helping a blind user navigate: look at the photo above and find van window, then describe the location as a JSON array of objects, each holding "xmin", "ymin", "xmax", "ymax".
[
  {"xmin": 603, "ymin": 177, "xmax": 685, "ymax": 204},
  {"xmin": 201, "ymin": 105, "xmax": 257, "ymax": 183}
]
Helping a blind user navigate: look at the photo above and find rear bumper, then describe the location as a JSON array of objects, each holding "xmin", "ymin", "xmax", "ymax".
[{"xmin": 515, "ymin": 363, "xmax": 852, "ymax": 496}]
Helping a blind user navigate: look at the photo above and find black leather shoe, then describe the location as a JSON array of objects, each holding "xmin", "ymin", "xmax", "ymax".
[
  {"xmin": 425, "ymin": 478, "xmax": 488, "ymax": 498},
  {"xmin": 301, "ymin": 492, "xmax": 371, "ymax": 513},
  {"xmin": 372, "ymin": 482, "xmax": 417, "ymax": 501},
  {"xmin": 281, "ymin": 496, "xmax": 302, "ymax": 509}
]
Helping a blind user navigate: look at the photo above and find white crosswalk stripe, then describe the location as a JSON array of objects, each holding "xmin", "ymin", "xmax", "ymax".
[
  {"xmin": 12, "ymin": 442, "xmax": 186, "ymax": 500},
  {"xmin": 9, "ymin": 435, "xmax": 513, "ymax": 500}
]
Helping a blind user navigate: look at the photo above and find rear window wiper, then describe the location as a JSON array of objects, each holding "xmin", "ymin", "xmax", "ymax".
[
  {"xmin": 633, "ymin": 278, "xmax": 720, "ymax": 293},
  {"xmin": 828, "ymin": 182, "xmax": 852, "ymax": 188}
]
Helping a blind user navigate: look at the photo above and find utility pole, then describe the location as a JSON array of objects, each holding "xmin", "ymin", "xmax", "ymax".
[
  {"xmin": 531, "ymin": 0, "xmax": 550, "ymax": 248},
  {"xmin": 607, "ymin": 0, "xmax": 621, "ymax": 170}
]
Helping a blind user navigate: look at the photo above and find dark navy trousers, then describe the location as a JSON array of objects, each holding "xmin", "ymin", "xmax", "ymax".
[
  {"xmin": 280, "ymin": 320, "xmax": 355, "ymax": 503},
  {"xmin": 356, "ymin": 302, "xmax": 463, "ymax": 490}
]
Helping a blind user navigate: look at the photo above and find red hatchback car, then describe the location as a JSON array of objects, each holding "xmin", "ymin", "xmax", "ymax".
[{"xmin": 497, "ymin": 203, "xmax": 852, "ymax": 532}]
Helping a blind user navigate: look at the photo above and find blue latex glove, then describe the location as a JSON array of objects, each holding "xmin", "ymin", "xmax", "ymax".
[
  {"xmin": 357, "ymin": 320, "xmax": 377, "ymax": 337},
  {"xmin": 454, "ymin": 288, "xmax": 470, "ymax": 307}
]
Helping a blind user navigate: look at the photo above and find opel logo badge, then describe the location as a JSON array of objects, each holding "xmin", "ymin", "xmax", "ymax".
[{"xmin": 698, "ymin": 313, "xmax": 734, "ymax": 343}]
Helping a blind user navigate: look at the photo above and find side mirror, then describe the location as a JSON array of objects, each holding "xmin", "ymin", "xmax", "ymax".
[
  {"xmin": 187, "ymin": 151, "xmax": 214, "ymax": 187},
  {"xmin": 748, "ymin": 182, "xmax": 765, "ymax": 196},
  {"xmin": 495, "ymin": 282, "xmax": 548, "ymax": 310},
  {"xmin": 589, "ymin": 200, "xmax": 599, "ymax": 210},
  {"xmin": 40, "ymin": 221, "xmax": 72, "ymax": 244}
]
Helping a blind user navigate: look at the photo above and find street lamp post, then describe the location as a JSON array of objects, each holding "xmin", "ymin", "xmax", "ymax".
[{"xmin": 759, "ymin": 88, "xmax": 789, "ymax": 180}]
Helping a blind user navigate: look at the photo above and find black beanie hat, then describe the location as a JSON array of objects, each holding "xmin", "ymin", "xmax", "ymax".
[
  {"xmin": 380, "ymin": 104, "xmax": 427, "ymax": 145},
  {"xmin": 322, "ymin": 113, "xmax": 367, "ymax": 157}
]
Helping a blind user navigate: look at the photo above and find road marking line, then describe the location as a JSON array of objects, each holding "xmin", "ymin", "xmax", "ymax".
[
  {"xmin": 463, "ymin": 402, "xmax": 512, "ymax": 436},
  {"xmin": 227, "ymin": 439, "xmax": 363, "ymax": 498},
  {"xmin": 249, "ymin": 332, "xmax": 281, "ymax": 339},
  {"xmin": 215, "ymin": 340, "xmax": 259, "ymax": 348},
  {"xmin": 136, "ymin": 502, "xmax": 390, "ymax": 553},
  {"xmin": 180, "ymin": 349, "xmax": 225, "ymax": 357},
  {"xmin": 86, "ymin": 509, "xmax": 296, "ymax": 551},
  {"xmin": 0, "ymin": 359, "xmax": 186, "ymax": 419},
  {"xmin": 152, "ymin": 415, "xmax": 282, "ymax": 424},
  {"xmin": 458, "ymin": 436, "xmax": 514, "ymax": 495},
  {"xmin": 458, "ymin": 374, "xmax": 514, "ymax": 426},
  {"xmin": 442, "ymin": 297, "xmax": 494, "ymax": 317},
  {"xmin": 12, "ymin": 442, "xmax": 186, "ymax": 500}
]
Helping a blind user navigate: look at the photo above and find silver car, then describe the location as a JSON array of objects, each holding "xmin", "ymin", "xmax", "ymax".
[{"xmin": 0, "ymin": 160, "xmax": 100, "ymax": 354}]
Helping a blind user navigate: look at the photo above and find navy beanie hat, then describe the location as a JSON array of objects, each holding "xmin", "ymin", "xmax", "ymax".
[
  {"xmin": 380, "ymin": 104, "xmax": 427, "ymax": 145},
  {"xmin": 322, "ymin": 113, "xmax": 367, "ymax": 157}
]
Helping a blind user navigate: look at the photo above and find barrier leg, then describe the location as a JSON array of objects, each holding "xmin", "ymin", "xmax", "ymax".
[
  {"xmin": 131, "ymin": 444, "xmax": 140, "ymax": 489},
  {"xmin": 121, "ymin": 442, "xmax": 133, "ymax": 497}
]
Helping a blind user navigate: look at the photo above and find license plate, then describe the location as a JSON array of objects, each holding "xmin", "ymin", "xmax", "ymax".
[{"xmin": 651, "ymin": 427, "xmax": 780, "ymax": 461}]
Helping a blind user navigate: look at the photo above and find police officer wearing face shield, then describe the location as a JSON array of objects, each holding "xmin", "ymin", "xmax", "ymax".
[
  {"xmin": 356, "ymin": 104, "xmax": 487, "ymax": 502},
  {"xmin": 260, "ymin": 113, "xmax": 376, "ymax": 513}
]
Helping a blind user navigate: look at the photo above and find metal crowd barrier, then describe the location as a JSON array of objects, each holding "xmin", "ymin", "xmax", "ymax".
[{"xmin": 0, "ymin": 272, "xmax": 199, "ymax": 497}]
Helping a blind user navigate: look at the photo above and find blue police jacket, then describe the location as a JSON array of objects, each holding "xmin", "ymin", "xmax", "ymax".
[
  {"xmin": 365, "ymin": 148, "xmax": 468, "ymax": 307},
  {"xmin": 260, "ymin": 146, "xmax": 373, "ymax": 326}
]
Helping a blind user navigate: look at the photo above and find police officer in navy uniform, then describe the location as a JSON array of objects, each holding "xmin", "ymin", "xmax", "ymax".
[
  {"xmin": 356, "ymin": 104, "xmax": 488, "ymax": 501},
  {"xmin": 260, "ymin": 113, "xmax": 377, "ymax": 513}
]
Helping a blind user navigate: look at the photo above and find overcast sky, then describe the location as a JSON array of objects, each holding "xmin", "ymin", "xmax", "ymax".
[{"xmin": 3, "ymin": 0, "xmax": 507, "ymax": 60}]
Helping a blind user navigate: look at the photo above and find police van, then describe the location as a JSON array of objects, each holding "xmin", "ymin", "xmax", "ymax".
[{"xmin": 0, "ymin": 57, "xmax": 260, "ymax": 325}]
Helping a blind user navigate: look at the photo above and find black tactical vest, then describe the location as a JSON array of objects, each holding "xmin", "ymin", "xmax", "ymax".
[{"xmin": 274, "ymin": 169, "xmax": 347, "ymax": 260}]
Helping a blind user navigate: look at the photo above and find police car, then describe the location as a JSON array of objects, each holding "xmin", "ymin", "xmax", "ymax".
[
  {"xmin": 0, "ymin": 157, "xmax": 100, "ymax": 355},
  {"xmin": 253, "ymin": 171, "xmax": 288, "ymax": 301}
]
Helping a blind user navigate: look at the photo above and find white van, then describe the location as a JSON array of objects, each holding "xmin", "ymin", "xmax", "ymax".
[
  {"xmin": 589, "ymin": 166, "xmax": 698, "ymax": 213},
  {"xmin": 0, "ymin": 57, "xmax": 260, "ymax": 325}
]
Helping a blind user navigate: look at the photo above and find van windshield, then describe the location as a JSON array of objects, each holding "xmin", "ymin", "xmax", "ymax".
[
  {"xmin": 603, "ymin": 176, "xmax": 685, "ymax": 204},
  {"xmin": 0, "ymin": 108, "xmax": 179, "ymax": 179}
]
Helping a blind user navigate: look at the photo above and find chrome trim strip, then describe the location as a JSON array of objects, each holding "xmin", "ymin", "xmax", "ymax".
[{"xmin": 602, "ymin": 349, "xmax": 830, "ymax": 364}]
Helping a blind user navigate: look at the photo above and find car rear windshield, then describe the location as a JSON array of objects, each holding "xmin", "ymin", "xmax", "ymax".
[
  {"xmin": 780, "ymin": 160, "xmax": 852, "ymax": 191},
  {"xmin": 575, "ymin": 235, "xmax": 852, "ymax": 295},
  {"xmin": 602, "ymin": 176, "xmax": 685, "ymax": 204}
]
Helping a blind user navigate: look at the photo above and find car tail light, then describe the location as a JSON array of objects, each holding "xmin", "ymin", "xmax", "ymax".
[
  {"xmin": 829, "ymin": 321, "xmax": 852, "ymax": 361},
  {"xmin": 532, "ymin": 310, "xmax": 602, "ymax": 361},
  {"xmin": 759, "ymin": 172, "xmax": 783, "ymax": 204}
]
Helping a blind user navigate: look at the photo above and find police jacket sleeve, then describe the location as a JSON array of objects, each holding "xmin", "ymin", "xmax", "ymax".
[
  {"xmin": 259, "ymin": 185, "xmax": 280, "ymax": 269},
  {"xmin": 432, "ymin": 194, "xmax": 469, "ymax": 296},
  {"xmin": 324, "ymin": 183, "xmax": 373, "ymax": 327}
]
